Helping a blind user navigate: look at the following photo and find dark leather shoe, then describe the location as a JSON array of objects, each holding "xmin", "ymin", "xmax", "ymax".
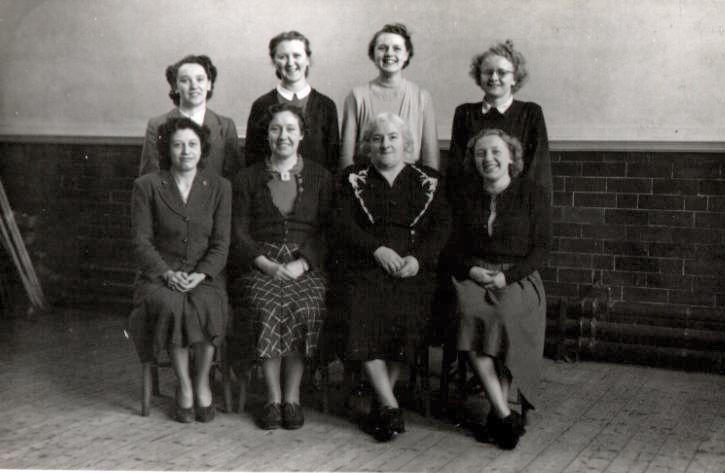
[
  {"xmin": 195, "ymin": 402, "xmax": 216, "ymax": 423},
  {"xmin": 258, "ymin": 402, "xmax": 282, "ymax": 430},
  {"xmin": 174, "ymin": 390, "xmax": 194, "ymax": 423},
  {"xmin": 281, "ymin": 402, "xmax": 304, "ymax": 430},
  {"xmin": 489, "ymin": 411, "xmax": 524, "ymax": 450}
]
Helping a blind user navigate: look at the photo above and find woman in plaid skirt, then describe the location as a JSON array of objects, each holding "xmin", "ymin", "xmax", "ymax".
[{"xmin": 231, "ymin": 103, "xmax": 333, "ymax": 430}]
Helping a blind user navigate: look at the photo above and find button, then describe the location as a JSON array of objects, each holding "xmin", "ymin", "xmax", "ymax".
[
  {"xmin": 182, "ymin": 238, "xmax": 188, "ymax": 243},
  {"xmin": 184, "ymin": 216, "xmax": 190, "ymax": 222}
]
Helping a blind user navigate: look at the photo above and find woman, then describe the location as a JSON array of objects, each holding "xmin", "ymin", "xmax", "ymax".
[
  {"xmin": 244, "ymin": 31, "xmax": 339, "ymax": 172},
  {"xmin": 139, "ymin": 54, "xmax": 242, "ymax": 178},
  {"xmin": 450, "ymin": 128, "xmax": 551, "ymax": 449},
  {"xmin": 231, "ymin": 103, "xmax": 332, "ymax": 430},
  {"xmin": 335, "ymin": 113, "xmax": 449, "ymax": 441},
  {"xmin": 340, "ymin": 23, "xmax": 439, "ymax": 170},
  {"xmin": 448, "ymin": 40, "xmax": 550, "ymax": 194},
  {"xmin": 129, "ymin": 117, "xmax": 231, "ymax": 423}
]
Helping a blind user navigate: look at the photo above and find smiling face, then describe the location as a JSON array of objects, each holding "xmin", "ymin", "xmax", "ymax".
[
  {"xmin": 479, "ymin": 54, "xmax": 516, "ymax": 102},
  {"xmin": 473, "ymin": 134, "xmax": 512, "ymax": 182},
  {"xmin": 372, "ymin": 32, "xmax": 409, "ymax": 76},
  {"xmin": 273, "ymin": 39, "xmax": 310, "ymax": 86},
  {"xmin": 368, "ymin": 119, "xmax": 405, "ymax": 171},
  {"xmin": 268, "ymin": 110, "xmax": 304, "ymax": 160},
  {"xmin": 175, "ymin": 63, "xmax": 212, "ymax": 108},
  {"xmin": 169, "ymin": 128, "xmax": 202, "ymax": 172}
]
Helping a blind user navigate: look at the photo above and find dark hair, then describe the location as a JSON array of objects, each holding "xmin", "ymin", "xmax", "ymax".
[
  {"xmin": 264, "ymin": 102, "xmax": 307, "ymax": 135},
  {"xmin": 165, "ymin": 55, "xmax": 218, "ymax": 106},
  {"xmin": 156, "ymin": 117, "xmax": 211, "ymax": 170},
  {"xmin": 465, "ymin": 128, "xmax": 524, "ymax": 178},
  {"xmin": 268, "ymin": 31, "xmax": 312, "ymax": 80},
  {"xmin": 470, "ymin": 40, "xmax": 528, "ymax": 93},
  {"xmin": 367, "ymin": 23, "xmax": 414, "ymax": 69}
]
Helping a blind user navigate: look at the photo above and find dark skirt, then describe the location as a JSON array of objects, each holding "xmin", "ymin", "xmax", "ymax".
[
  {"xmin": 453, "ymin": 269, "xmax": 546, "ymax": 407},
  {"xmin": 337, "ymin": 267, "xmax": 436, "ymax": 363},
  {"xmin": 127, "ymin": 281, "xmax": 228, "ymax": 362},
  {"xmin": 231, "ymin": 242, "xmax": 327, "ymax": 360}
]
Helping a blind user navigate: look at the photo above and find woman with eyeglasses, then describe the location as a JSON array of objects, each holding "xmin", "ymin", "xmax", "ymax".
[{"xmin": 447, "ymin": 40, "xmax": 551, "ymax": 194}]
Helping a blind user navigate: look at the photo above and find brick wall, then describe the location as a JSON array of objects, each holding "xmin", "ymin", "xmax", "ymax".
[{"xmin": 1, "ymin": 142, "xmax": 724, "ymax": 323}]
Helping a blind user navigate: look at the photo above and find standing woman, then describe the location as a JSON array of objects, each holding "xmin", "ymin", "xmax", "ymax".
[
  {"xmin": 245, "ymin": 31, "xmax": 339, "ymax": 172},
  {"xmin": 335, "ymin": 113, "xmax": 449, "ymax": 441},
  {"xmin": 231, "ymin": 103, "xmax": 332, "ymax": 430},
  {"xmin": 340, "ymin": 23, "xmax": 439, "ymax": 170},
  {"xmin": 450, "ymin": 129, "xmax": 551, "ymax": 449},
  {"xmin": 139, "ymin": 54, "xmax": 242, "ymax": 178},
  {"xmin": 448, "ymin": 40, "xmax": 550, "ymax": 193},
  {"xmin": 129, "ymin": 117, "xmax": 231, "ymax": 423}
]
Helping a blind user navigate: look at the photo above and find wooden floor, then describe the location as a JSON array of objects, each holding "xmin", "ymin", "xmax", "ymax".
[{"xmin": 1, "ymin": 309, "xmax": 724, "ymax": 473}]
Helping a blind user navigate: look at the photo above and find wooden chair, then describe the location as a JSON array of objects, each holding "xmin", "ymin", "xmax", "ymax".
[{"xmin": 140, "ymin": 342, "xmax": 232, "ymax": 417}]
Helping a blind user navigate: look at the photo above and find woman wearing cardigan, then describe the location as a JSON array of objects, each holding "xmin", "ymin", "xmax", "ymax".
[{"xmin": 244, "ymin": 31, "xmax": 339, "ymax": 172}]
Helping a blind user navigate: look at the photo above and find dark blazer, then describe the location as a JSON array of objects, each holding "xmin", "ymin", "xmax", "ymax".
[
  {"xmin": 139, "ymin": 108, "xmax": 243, "ymax": 178},
  {"xmin": 131, "ymin": 169, "xmax": 232, "ymax": 303},
  {"xmin": 244, "ymin": 89, "xmax": 340, "ymax": 172}
]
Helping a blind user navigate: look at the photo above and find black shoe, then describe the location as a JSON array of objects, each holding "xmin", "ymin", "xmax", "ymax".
[
  {"xmin": 361, "ymin": 406, "xmax": 403, "ymax": 442},
  {"xmin": 258, "ymin": 402, "xmax": 282, "ymax": 430},
  {"xmin": 174, "ymin": 390, "xmax": 194, "ymax": 423},
  {"xmin": 489, "ymin": 411, "xmax": 525, "ymax": 450},
  {"xmin": 383, "ymin": 406, "xmax": 405, "ymax": 433},
  {"xmin": 195, "ymin": 401, "xmax": 216, "ymax": 423},
  {"xmin": 281, "ymin": 402, "xmax": 304, "ymax": 430}
]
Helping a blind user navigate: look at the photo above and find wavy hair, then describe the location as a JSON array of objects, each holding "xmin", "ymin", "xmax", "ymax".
[
  {"xmin": 156, "ymin": 117, "xmax": 211, "ymax": 170},
  {"xmin": 165, "ymin": 55, "xmax": 218, "ymax": 106},
  {"xmin": 464, "ymin": 128, "xmax": 524, "ymax": 178},
  {"xmin": 469, "ymin": 40, "xmax": 528, "ymax": 93}
]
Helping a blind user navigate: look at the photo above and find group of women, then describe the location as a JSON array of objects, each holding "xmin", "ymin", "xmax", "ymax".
[{"xmin": 128, "ymin": 23, "xmax": 552, "ymax": 450}]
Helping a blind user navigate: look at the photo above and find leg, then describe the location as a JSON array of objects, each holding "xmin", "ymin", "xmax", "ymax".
[
  {"xmin": 192, "ymin": 342, "xmax": 215, "ymax": 408},
  {"xmin": 169, "ymin": 346, "xmax": 192, "ymax": 408},
  {"xmin": 364, "ymin": 359, "xmax": 398, "ymax": 408},
  {"xmin": 262, "ymin": 357, "xmax": 282, "ymax": 404},
  {"xmin": 467, "ymin": 352, "xmax": 510, "ymax": 418},
  {"xmin": 281, "ymin": 353, "xmax": 305, "ymax": 404}
]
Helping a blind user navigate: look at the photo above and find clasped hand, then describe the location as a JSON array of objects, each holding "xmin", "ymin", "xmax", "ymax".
[
  {"xmin": 164, "ymin": 270, "xmax": 206, "ymax": 292},
  {"xmin": 374, "ymin": 246, "xmax": 419, "ymax": 278},
  {"xmin": 469, "ymin": 266, "xmax": 507, "ymax": 289},
  {"xmin": 256, "ymin": 256, "xmax": 308, "ymax": 281}
]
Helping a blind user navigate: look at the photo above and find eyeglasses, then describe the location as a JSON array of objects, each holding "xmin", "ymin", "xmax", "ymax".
[{"xmin": 481, "ymin": 69, "xmax": 514, "ymax": 77}]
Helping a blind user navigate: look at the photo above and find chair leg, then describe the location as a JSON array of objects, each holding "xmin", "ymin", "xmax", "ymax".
[
  {"xmin": 222, "ymin": 352, "xmax": 233, "ymax": 413},
  {"xmin": 237, "ymin": 363, "xmax": 253, "ymax": 413},
  {"xmin": 142, "ymin": 362, "xmax": 152, "ymax": 417},
  {"xmin": 151, "ymin": 364, "xmax": 160, "ymax": 396},
  {"xmin": 319, "ymin": 362, "xmax": 329, "ymax": 413},
  {"xmin": 420, "ymin": 347, "xmax": 431, "ymax": 418}
]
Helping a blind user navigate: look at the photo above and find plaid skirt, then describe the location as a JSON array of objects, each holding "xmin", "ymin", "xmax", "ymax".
[{"xmin": 232, "ymin": 242, "xmax": 327, "ymax": 360}]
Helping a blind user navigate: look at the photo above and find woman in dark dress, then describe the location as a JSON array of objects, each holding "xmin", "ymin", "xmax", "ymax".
[
  {"xmin": 335, "ymin": 112, "xmax": 450, "ymax": 441},
  {"xmin": 448, "ymin": 40, "xmax": 551, "ymax": 194},
  {"xmin": 244, "ymin": 31, "xmax": 339, "ymax": 172},
  {"xmin": 129, "ymin": 117, "xmax": 232, "ymax": 423},
  {"xmin": 231, "ymin": 103, "xmax": 333, "ymax": 430},
  {"xmin": 139, "ymin": 54, "xmax": 242, "ymax": 178},
  {"xmin": 450, "ymin": 128, "xmax": 551, "ymax": 449}
]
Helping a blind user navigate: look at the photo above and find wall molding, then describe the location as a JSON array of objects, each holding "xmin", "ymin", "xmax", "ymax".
[{"xmin": 2, "ymin": 135, "xmax": 725, "ymax": 153}]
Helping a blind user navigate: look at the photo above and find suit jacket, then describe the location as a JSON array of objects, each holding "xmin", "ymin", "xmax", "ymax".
[
  {"xmin": 139, "ymin": 108, "xmax": 243, "ymax": 178},
  {"xmin": 244, "ymin": 89, "xmax": 339, "ymax": 172},
  {"xmin": 131, "ymin": 169, "xmax": 232, "ymax": 304}
]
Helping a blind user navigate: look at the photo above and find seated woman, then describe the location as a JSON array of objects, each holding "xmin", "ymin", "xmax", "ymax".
[
  {"xmin": 334, "ymin": 113, "xmax": 449, "ymax": 442},
  {"xmin": 340, "ymin": 23, "xmax": 439, "ymax": 170},
  {"xmin": 129, "ymin": 117, "xmax": 232, "ymax": 423},
  {"xmin": 244, "ymin": 31, "xmax": 339, "ymax": 172},
  {"xmin": 449, "ymin": 128, "xmax": 551, "ymax": 449},
  {"xmin": 139, "ymin": 54, "xmax": 242, "ymax": 178},
  {"xmin": 231, "ymin": 103, "xmax": 333, "ymax": 430}
]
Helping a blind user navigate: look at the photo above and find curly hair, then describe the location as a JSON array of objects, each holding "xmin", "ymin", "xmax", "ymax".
[
  {"xmin": 165, "ymin": 55, "xmax": 218, "ymax": 106},
  {"xmin": 465, "ymin": 128, "xmax": 524, "ymax": 178},
  {"xmin": 358, "ymin": 112, "xmax": 415, "ymax": 163},
  {"xmin": 264, "ymin": 102, "xmax": 307, "ymax": 136},
  {"xmin": 367, "ymin": 23, "xmax": 414, "ymax": 69},
  {"xmin": 156, "ymin": 117, "xmax": 211, "ymax": 170},
  {"xmin": 469, "ymin": 40, "xmax": 528, "ymax": 93},
  {"xmin": 268, "ymin": 30, "xmax": 312, "ymax": 80}
]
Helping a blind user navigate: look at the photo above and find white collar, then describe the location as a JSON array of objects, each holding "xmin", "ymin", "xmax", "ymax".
[
  {"xmin": 179, "ymin": 106, "xmax": 206, "ymax": 126},
  {"xmin": 481, "ymin": 95, "xmax": 514, "ymax": 114},
  {"xmin": 277, "ymin": 83, "xmax": 311, "ymax": 100}
]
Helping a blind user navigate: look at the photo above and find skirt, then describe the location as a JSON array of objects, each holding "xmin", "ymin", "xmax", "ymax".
[
  {"xmin": 127, "ymin": 281, "xmax": 228, "ymax": 362},
  {"xmin": 232, "ymin": 242, "xmax": 327, "ymax": 360},
  {"xmin": 453, "ymin": 267, "xmax": 546, "ymax": 407}
]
